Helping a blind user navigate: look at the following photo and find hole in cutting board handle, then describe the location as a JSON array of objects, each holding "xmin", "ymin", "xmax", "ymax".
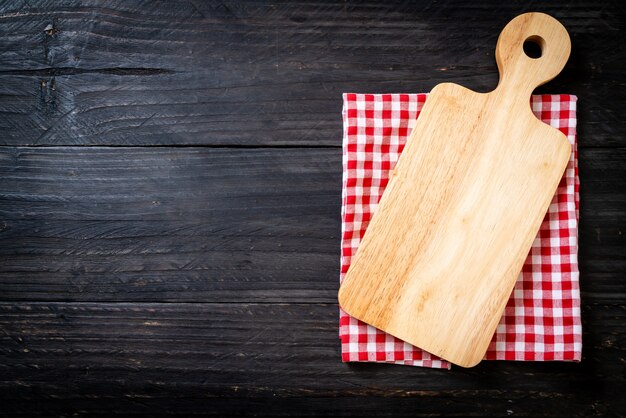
[
  {"xmin": 523, "ymin": 35, "xmax": 544, "ymax": 59},
  {"xmin": 495, "ymin": 13, "xmax": 570, "ymax": 93}
]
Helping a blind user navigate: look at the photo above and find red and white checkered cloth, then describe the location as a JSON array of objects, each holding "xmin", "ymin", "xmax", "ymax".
[{"xmin": 339, "ymin": 93, "xmax": 582, "ymax": 368}]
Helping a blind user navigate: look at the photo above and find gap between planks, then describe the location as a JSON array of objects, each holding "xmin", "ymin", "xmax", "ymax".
[
  {"xmin": 0, "ymin": 145, "xmax": 621, "ymax": 150},
  {"xmin": 0, "ymin": 144, "xmax": 343, "ymax": 149},
  {"xmin": 0, "ymin": 300, "xmax": 338, "ymax": 305}
]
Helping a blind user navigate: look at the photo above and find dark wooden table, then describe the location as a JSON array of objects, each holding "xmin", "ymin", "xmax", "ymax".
[{"xmin": 0, "ymin": 1, "xmax": 624, "ymax": 416}]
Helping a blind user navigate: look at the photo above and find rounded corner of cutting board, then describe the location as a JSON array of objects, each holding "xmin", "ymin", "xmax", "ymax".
[
  {"xmin": 556, "ymin": 131, "xmax": 573, "ymax": 162},
  {"xmin": 454, "ymin": 354, "xmax": 485, "ymax": 368},
  {"xmin": 405, "ymin": 334, "xmax": 488, "ymax": 369},
  {"xmin": 338, "ymin": 280, "xmax": 374, "ymax": 328},
  {"xmin": 337, "ymin": 282, "xmax": 353, "ymax": 315},
  {"xmin": 530, "ymin": 113, "xmax": 572, "ymax": 165}
]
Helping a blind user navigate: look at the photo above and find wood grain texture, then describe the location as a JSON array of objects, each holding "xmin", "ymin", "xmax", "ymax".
[
  {"xmin": 0, "ymin": 0, "xmax": 624, "ymax": 416},
  {"xmin": 339, "ymin": 13, "xmax": 572, "ymax": 367},
  {"xmin": 0, "ymin": 0, "xmax": 623, "ymax": 146},
  {"xmin": 0, "ymin": 147, "xmax": 341, "ymax": 303},
  {"xmin": 0, "ymin": 302, "xmax": 624, "ymax": 416}
]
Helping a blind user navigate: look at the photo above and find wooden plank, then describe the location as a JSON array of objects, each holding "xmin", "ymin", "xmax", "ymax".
[
  {"xmin": 0, "ymin": 0, "xmax": 623, "ymax": 146},
  {"xmin": 0, "ymin": 301, "xmax": 623, "ymax": 416},
  {"xmin": 0, "ymin": 146, "xmax": 623, "ymax": 304},
  {"xmin": 0, "ymin": 146, "xmax": 341, "ymax": 302},
  {"xmin": 577, "ymin": 147, "xmax": 626, "ymax": 305}
]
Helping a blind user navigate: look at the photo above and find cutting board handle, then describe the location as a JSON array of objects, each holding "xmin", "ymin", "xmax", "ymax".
[{"xmin": 495, "ymin": 13, "xmax": 570, "ymax": 96}]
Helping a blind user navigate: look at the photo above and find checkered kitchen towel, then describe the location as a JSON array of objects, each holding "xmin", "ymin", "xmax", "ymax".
[{"xmin": 339, "ymin": 93, "xmax": 582, "ymax": 368}]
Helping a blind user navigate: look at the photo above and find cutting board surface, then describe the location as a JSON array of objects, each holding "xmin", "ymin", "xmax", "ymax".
[{"xmin": 338, "ymin": 13, "xmax": 572, "ymax": 367}]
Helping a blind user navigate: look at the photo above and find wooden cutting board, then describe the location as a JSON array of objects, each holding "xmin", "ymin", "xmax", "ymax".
[{"xmin": 338, "ymin": 12, "xmax": 572, "ymax": 368}]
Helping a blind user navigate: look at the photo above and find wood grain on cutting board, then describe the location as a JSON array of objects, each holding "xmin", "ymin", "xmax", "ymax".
[{"xmin": 338, "ymin": 13, "xmax": 572, "ymax": 367}]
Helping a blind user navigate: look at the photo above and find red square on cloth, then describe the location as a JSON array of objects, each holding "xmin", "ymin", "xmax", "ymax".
[{"xmin": 339, "ymin": 93, "xmax": 582, "ymax": 368}]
